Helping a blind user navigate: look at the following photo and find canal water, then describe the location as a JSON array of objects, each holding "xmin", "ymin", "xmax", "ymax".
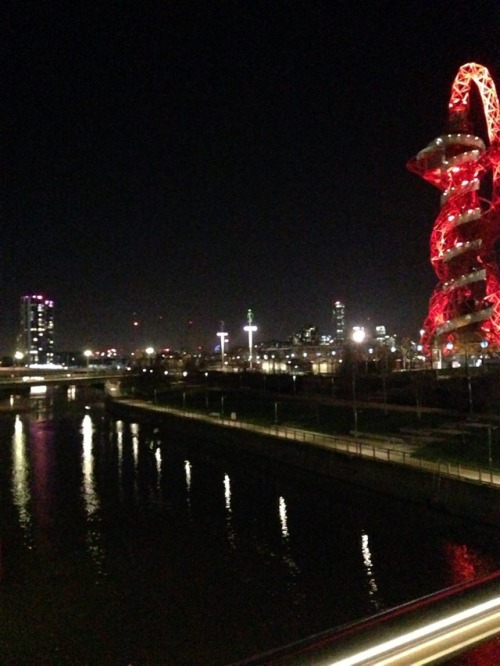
[{"xmin": 0, "ymin": 385, "xmax": 500, "ymax": 665}]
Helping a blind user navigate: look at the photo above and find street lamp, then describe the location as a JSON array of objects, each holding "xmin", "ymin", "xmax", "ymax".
[
  {"xmin": 352, "ymin": 326, "xmax": 366, "ymax": 345},
  {"xmin": 480, "ymin": 340, "xmax": 489, "ymax": 371},
  {"xmin": 351, "ymin": 327, "xmax": 366, "ymax": 437},
  {"xmin": 217, "ymin": 322, "xmax": 228, "ymax": 371},
  {"xmin": 83, "ymin": 349, "xmax": 92, "ymax": 373},
  {"xmin": 14, "ymin": 351, "xmax": 24, "ymax": 367},
  {"xmin": 145, "ymin": 347, "xmax": 154, "ymax": 366},
  {"xmin": 243, "ymin": 309, "xmax": 257, "ymax": 371}
]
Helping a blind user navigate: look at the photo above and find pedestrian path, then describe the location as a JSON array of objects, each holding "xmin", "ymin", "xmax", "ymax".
[{"xmin": 116, "ymin": 398, "xmax": 500, "ymax": 489}]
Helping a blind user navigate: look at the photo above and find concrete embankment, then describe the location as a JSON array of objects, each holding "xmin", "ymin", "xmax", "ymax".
[{"xmin": 106, "ymin": 398, "xmax": 500, "ymax": 527}]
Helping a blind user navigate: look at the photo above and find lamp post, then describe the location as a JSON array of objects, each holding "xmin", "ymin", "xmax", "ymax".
[
  {"xmin": 243, "ymin": 309, "xmax": 257, "ymax": 371},
  {"xmin": 83, "ymin": 349, "xmax": 92, "ymax": 373},
  {"xmin": 351, "ymin": 327, "xmax": 366, "ymax": 437},
  {"xmin": 145, "ymin": 346, "xmax": 154, "ymax": 367},
  {"xmin": 480, "ymin": 340, "xmax": 489, "ymax": 372},
  {"xmin": 14, "ymin": 351, "xmax": 24, "ymax": 368},
  {"xmin": 463, "ymin": 341, "xmax": 473, "ymax": 416},
  {"xmin": 216, "ymin": 322, "xmax": 228, "ymax": 371}
]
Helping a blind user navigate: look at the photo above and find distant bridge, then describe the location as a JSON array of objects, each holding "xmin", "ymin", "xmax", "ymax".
[{"xmin": 0, "ymin": 368, "xmax": 127, "ymax": 391}]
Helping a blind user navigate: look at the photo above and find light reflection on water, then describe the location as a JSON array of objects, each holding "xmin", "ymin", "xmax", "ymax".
[
  {"xmin": 224, "ymin": 473, "xmax": 237, "ymax": 549},
  {"xmin": 184, "ymin": 458, "xmax": 193, "ymax": 515},
  {"xmin": 361, "ymin": 530, "xmax": 383, "ymax": 612},
  {"xmin": 81, "ymin": 414, "xmax": 98, "ymax": 516},
  {"xmin": 11, "ymin": 415, "xmax": 32, "ymax": 542},
  {"xmin": 115, "ymin": 418, "xmax": 124, "ymax": 494},
  {"xmin": 81, "ymin": 412, "xmax": 105, "ymax": 573},
  {"xmin": 1, "ymin": 387, "xmax": 499, "ymax": 665},
  {"xmin": 278, "ymin": 495, "xmax": 301, "ymax": 588},
  {"xmin": 131, "ymin": 421, "xmax": 139, "ymax": 469},
  {"xmin": 29, "ymin": 418, "xmax": 54, "ymax": 542},
  {"xmin": 278, "ymin": 495, "xmax": 289, "ymax": 538}
]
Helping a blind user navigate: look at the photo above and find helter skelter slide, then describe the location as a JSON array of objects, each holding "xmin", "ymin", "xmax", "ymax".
[{"xmin": 408, "ymin": 62, "xmax": 500, "ymax": 359}]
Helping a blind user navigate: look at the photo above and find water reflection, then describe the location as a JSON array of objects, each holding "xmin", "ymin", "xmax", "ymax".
[
  {"xmin": 81, "ymin": 413, "xmax": 104, "ymax": 572},
  {"xmin": 116, "ymin": 419, "xmax": 124, "ymax": 486},
  {"xmin": 278, "ymin": 496, "xmax": 300, "ymax": 582},
  {"xmin": 444, "ymin": 542, "xmax": 498, "ymax": 586},
  {"xmin": 361, "ymin": 530, "xmax": 384, "ymax": 612},
  {"xmin": 29, "ymin": 419, "xmax": 54, "ymax": 544},
  {"xmin": 2, "ymin": 388, "xmax": 500, "ymax": 666},
  {"xmin": 278, "ymin": 496, "xmax": 289, "ymax": 538},
  {"xmin": 11, "ymin": 415, "xmax": 32, "ymax": 543},
  {"xmin": 224, "ymin": 473, "xmax": 236, "ymax": 549},
  {"xmin": 81, "ymin": 414, "xmax": 98, "ymax": 516},
  {"xmin": 185, "ymin": 459, "xmax": 192, "ymax": 513},
  {"xmin": 185, "ymin": 459, "xmax": 192, "ymax": 489},
  {"xmin": 155, "ymin": 448, "xmax": 162, "ymax": 490},
  {"xmin": 131, "ymin": 422, "xmax": 139, "ymax": 469}
]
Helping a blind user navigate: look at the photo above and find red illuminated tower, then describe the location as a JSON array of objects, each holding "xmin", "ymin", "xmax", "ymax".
[{"xmin": 408, "ymin": 63, "xmax": 500, "ymax": 360}]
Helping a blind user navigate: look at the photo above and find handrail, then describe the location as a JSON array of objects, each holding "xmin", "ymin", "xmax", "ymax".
[
  {"xmin": 114, "ymin": 398, "xmax": 500, "ymax": 488},
  {"xmin": 232, "ymin": 571, "xmax": 500, "ymax": 665}
]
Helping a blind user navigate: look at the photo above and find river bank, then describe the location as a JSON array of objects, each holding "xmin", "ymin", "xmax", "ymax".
[{"xmin": 106, "ymin": 397, "xmax": 500, "ymax": 527}]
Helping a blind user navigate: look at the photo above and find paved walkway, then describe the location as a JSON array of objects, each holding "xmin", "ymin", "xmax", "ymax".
[{"xmin": 115, "ymin": 398, "xmax": 500, "ymax": 489}]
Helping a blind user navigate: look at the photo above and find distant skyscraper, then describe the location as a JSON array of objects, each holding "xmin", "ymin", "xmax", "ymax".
[
  {"xmin": 19, "ymin": 295, "xmax": 54, "ymax": 365},
  {"xmin": 333, "ymin": 300, "xmax": 346, "ymax": 345}
]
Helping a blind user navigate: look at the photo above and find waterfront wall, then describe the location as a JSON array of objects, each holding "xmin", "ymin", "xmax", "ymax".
[{"xmin": 106, "ymin": 398, "xmax": 500, "ymax": 527}]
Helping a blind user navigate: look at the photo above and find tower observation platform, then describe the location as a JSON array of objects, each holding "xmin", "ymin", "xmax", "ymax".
[{"xmin": 408, "ymin": 63, "xmax": 500, "ymax": 359}]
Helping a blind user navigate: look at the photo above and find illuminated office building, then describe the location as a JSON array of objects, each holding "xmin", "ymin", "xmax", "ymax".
[
  {"xmin": 333, "ymin": 300, "xmax": 346, "ymax": 346},
  {"xmin": 19, "ymin": 295, "xmax": 55, "ymax": 365}
]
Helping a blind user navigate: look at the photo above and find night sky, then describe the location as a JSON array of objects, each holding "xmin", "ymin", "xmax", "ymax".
[{"xmin": 3, "ymin": 1, "xmax": 500, "ymax": 353}]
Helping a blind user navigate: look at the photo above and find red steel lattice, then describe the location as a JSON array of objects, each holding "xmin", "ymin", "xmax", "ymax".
[{"xmin": 408, "ymin": 62, "xmax": 500, "ymax": 356}]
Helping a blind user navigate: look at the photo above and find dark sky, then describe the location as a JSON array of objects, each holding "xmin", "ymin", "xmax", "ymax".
[{"xmin": 3, "ymin": 1, "xmax": 500, "ymax": 353}]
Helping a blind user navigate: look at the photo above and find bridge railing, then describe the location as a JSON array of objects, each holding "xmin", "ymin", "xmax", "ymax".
[{"xmin": 233, "ymin": 570, "xmax": 500, "ymax": 665}]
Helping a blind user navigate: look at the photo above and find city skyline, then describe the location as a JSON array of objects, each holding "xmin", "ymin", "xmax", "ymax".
[
  {"xmin": 4, "ymin": 2, "xmax": 500, "ymax": 352},
  {"xmin": 11, "ymin": 292, "xmax": 390, "ymax": 356}
]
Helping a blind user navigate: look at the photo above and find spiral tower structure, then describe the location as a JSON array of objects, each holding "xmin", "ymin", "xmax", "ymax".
[{"xmin": 408, "ymin": 63, "xmax": 500, "ymax": 358}]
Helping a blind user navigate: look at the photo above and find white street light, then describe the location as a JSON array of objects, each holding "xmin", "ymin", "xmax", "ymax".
[
  {"xmin": 83, "ymin": 349, "xmax": 92, "ymax": 372},
  {"xmin": 351, "ymin": 327, "xmax": 366, "ymax": 437},
  {"xmin": 145, "ymin": 347, "xmax": 154, "ymax": 366},
  {"xmin": 243, "ymin": 309, "xmax": 257, "ymax": 371},
  {"xmin": 217, "ymin": 321, "xmax": 228, "ymax": 371},
  {"xmin": 352, "ymin": 326, "xmax": 366, "ymax": 345},
  {"xmin": 14, "ymin": 351, "xmax": 24, "ymax": 367}
]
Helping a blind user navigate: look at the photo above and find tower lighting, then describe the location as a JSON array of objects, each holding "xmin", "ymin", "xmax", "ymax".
[
  {"xmin": 217, "ymin": 321, "xmax": 228, "ymax": 370},
  {"xmin": 243, "ymin": 309, "xmax": 257, "ymax": 371}
]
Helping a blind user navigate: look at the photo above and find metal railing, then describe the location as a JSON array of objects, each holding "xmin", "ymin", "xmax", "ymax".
[{"xmin": 116, "ymin": 398, "xmax": 500, "ymax": 488}]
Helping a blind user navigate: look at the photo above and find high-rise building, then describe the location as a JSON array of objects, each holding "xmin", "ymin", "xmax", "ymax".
[
  {"xmin": 332, "ymin": 300, "xmax": 346, "ymax": 346},
  {"xmin": 19, "ymin": 295, "xmax": 55, "ymax": 365}
]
